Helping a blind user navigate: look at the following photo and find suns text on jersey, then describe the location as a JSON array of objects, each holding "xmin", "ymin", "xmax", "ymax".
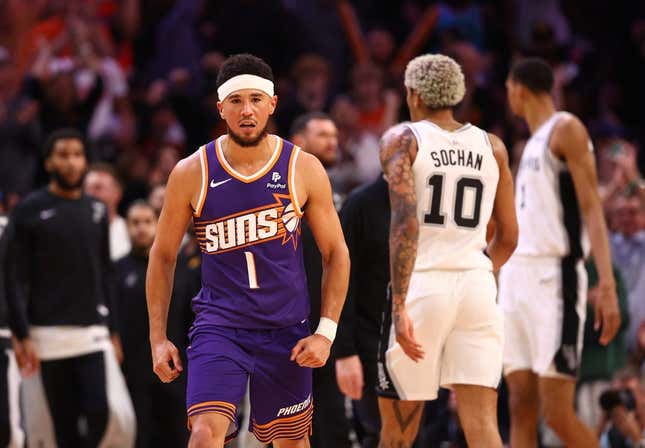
[{"xmin": 194, "ymin": 194, "xmax": 300, "ymax": 254}]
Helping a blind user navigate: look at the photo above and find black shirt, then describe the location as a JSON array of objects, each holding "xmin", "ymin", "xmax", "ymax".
[
  {"xmin": 334, "ymin": 176, "xmax": 390, "ymax": 360},
  {"xmin": 5, "ymin": 188, "xmax": 115, "ymax": 339},
  {"xmin": 0, "ymin": 213, "xmax": 10, "ymax": 348},
  {"xmin": 114, "ymin": 252, "xmax": 195, "ymax": 383}
]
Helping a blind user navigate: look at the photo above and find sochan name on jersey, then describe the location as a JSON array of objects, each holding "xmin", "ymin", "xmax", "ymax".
[
  {"xmin": 430, "ymin": 149, "xmax": 483, "ymax": 171},
  {"xmin": 205, "ymin": 208, "xmax": 281, "ymax": 253},
  {"xmin": 276, "ymin": 395, "xmax": 311, "ymax": 417}
]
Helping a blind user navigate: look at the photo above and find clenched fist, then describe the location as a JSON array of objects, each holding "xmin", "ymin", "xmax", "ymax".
[{"xmin": 290, "ymin": 334, "xmax": 331, "ymax": 368}]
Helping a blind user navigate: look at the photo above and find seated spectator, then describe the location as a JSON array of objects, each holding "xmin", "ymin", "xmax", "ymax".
[
  {"xmin": 609, "ymin": 193, "xmax": 645, "ymax": 350},
  {"xmin": 85, "ymin": 162, "xmax": 131, "ymax": 261}
]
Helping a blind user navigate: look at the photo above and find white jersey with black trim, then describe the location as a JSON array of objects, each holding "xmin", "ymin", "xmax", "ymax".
[
  {"xmin": 405, "ymin": 120, "xmax": 499, "ymax": 271},
  {"xmin": 513, "ymin": 112, "xmax": 590, "ymax": 258}
]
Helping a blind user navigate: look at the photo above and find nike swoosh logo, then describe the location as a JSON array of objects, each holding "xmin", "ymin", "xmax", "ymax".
[
  {"xmin": 210, "ymin": 178, "xmax": 232, "ymax": 188},
  {"xmin": 40, "ymin": 209, "xmax": 56, "ymax": 220}
]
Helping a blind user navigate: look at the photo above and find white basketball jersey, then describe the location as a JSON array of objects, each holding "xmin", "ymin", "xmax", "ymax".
[
  {"xmin": 406, "ymin": 120, "xmax": 499, "ymax": 271},
  {"xmin": 514, "ymin": 112, "xmax": 590, "ymax": 258}
]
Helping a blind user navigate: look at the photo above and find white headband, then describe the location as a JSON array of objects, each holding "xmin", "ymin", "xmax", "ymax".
[{"xmin": 217, "ymin": 74, "xmax": 275, "ymax": 101}]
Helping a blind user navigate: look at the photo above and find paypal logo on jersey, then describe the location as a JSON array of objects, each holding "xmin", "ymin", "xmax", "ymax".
[{"xmin": 267, "ymin": 171, "xmax": 286, "ymax": 190}]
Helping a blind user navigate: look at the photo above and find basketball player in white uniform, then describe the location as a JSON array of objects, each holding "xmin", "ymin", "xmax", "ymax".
[
  {"xmin": 501, "ymin": 57, "xmax": 621, "ymax": 447},
  {"xmin": 377, "ymin": 54, "xmax": 518, "ymax": 448}
]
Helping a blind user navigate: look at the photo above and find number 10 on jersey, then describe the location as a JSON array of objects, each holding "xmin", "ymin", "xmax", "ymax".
[{"xmin": 424, "ymin": 174, "xmax": 483, "ymax": 228}]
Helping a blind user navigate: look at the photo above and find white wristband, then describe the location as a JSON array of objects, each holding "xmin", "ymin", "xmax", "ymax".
[{"xmin": 314, "ymin": 317, "xmax": 337, "ymax": 343}]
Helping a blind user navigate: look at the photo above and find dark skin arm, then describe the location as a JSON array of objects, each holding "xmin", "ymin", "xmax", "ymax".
[
  {"xmin": 486, "ymin": 133, "xmax": 518, "ymax": 271},
  {"xmin": 551, "ymin": 115, "xmax": 620, "ymax": 345},
  {"xmin": 379, "ymin": 125, "xmax": 424, "ymax": 362}
]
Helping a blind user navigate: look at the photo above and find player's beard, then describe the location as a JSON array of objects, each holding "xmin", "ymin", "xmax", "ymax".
[
  {"xmin": 51, "ymin": 170, "xmax": 86, "ymax": 191},
  {"xmin": 228, "ymin": 124, "xmax": 269, "ymax": 147}
]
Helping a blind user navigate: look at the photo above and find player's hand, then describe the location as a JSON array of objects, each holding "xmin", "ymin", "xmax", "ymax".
[
  {"xmin": 394, "ymin": 309, "xmax": 424, "ymax": 362},
  {"xmin": 151, "ymin": 338, "xmax": 183, "ymax": 383},
  {"xmin": 290, "ymin": 334, "xmax": 331, "ymax": 368},
  {"xmin": 111, "ymin": 333, "xmax": 124, "ymax": 365},
  {"xmin": 12, "ymin": 337, "xmax": 40, "ymax": 376},
  {"xmin": 594, "ymin": 281, "xmax": 621, "ymax": 346},
  {"xmin": 335, "ymin": 355, "xmax": 364, "ymax": 400}
]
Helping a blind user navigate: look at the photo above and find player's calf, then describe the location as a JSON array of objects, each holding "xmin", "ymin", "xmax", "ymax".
[
  {"xmin": 540, "ymin": 377, "xmax": 599, "ymax": 448},
  {"xmin": 453, "ymin": 385, "xmax": 503, "ymax": 448},
  {"xmin": 506, "ymin": 370, "xmax": 540, "ymax": 447}
]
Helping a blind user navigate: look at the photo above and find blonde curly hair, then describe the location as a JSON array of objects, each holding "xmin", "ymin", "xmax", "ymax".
[{"xmin": 404, "ymin": 54, "xmax": 465, "ymax": 109}]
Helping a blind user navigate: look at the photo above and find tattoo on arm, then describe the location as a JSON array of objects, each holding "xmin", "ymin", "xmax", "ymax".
[{"xmin": 380, "ymin": 127, "xmax": 418, "ymax": 326}]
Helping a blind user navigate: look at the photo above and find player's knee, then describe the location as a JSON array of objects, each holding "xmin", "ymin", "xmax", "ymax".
[
  {"xmin": 460, "ymin": 412, "xmax": 495, "ymax": 436},
  {"xmin": 508, "ymin": 389, "xmax": 537, "ymax": 419},
  {"xmin": 541, "ymin": 401, "xmax": 575, "ymax": 433},
  {"xmin": 189, "ymin": 420, "xmax": 223, "ymax": 447},
  {"xmin": 272, "ymin": 436, "xmax": 308, "ymax": 448}
]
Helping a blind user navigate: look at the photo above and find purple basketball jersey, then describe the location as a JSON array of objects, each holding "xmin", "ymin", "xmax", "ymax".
[{"xmin": 192, "ymin": 135, "xmax": 310, "ymax": 329}]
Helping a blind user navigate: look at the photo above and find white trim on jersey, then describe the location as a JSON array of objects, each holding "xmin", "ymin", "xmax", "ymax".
[
  {"xmin": 289, "ymin": 146, "xmax": 303, "ymax": 216},
  {"xmin": 194, "ymin": 145, "xmax": 208, "ymax": 217},
  {"xmin": 216, "ymin": 135, "xmax": 281, "ymax": 182}
]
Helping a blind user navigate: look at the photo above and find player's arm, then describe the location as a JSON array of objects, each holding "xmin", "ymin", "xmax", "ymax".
[
  {"xmin": 487, "ymin": 133, "xmax": 518, "ymax": 271},
  {"xmin": 290, "ymin": 153, "xmax": 350, "ymax": 368},
  {"xmin": 4, "ymin": 207, "xmax": 39, "ymax": 375},
  {"xmin": 551, "ymin": 115, "xmax": 620, "ymax": 345},
  {"xmin": 335, "ymin": 193, "xmax": 365, "ymax": 400},
  {"xmin": 380, "ymin": 125, "xmax": 424, "ymax": 362},
  {"xmin": 146, "ymin": 155, "xmax": 198, "ymax": 382}
]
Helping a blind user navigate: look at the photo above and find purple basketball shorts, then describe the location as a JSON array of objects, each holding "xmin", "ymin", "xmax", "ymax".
[{"xmin": 186, "ymin": 320, "xmax": 313, "ymax": 444}]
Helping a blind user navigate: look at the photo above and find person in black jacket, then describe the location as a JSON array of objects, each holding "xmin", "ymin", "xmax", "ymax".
[
  {"xmin": 335, "ymin": 175, "xmax": 390, "ymax": 448},
  {"xmin": 0, "ymin": 201, "xmax": 24, "ymax": 447},
  {"xmin": 115, "ymin": 200, "xmax": 195, "ymax": 448},
  {"xmin": 5, "ymin": 128, "xmax": 130, "ymax": 447},
  {"xmin": 292, "ymin": 112, "xmax": 353, "ymax": 448}
]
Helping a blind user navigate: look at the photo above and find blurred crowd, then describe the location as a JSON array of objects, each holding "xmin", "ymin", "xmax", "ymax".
[{"xmin": 0, "ymin": 0, "xmax": 643, "ymax": 447}]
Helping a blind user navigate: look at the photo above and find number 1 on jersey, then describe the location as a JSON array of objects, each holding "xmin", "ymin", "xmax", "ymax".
[{"xmin": 245, "ymin": 251, "xmax": 259, "ymax": 289}]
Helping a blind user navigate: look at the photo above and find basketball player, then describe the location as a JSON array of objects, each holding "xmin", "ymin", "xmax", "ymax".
[
  {"xmin": 5, "ymin": 128, "xmax": 134, "ymax": 447},
  {"xmin": 501, "ymin": 57, "xmax": 620, "ymax": 447},
  {"xmin": 0, "ymin": 205, "xmax": 24, "ymax": 448},
  {"xmin": 377, "ymin": 54, "xmax": 518, "ymax": 448},
  {"xmin": 146, "ymin": 54, "xmax": 350, "ymax": 448}
]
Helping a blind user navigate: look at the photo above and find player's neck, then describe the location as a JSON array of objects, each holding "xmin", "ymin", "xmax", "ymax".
[
  {"xmin": 524, "ymin": 96, "xmax": 557, "ymax": 134},
  {"xmin": 223, "ymin": 134, "xmax": 275, "ymax": 167},
  {"xmin": 48, "ymin": 181, "xmax": 82, "ymax": 200},
  {"xmin": 417, "ymin": 108, "xmax": 463, "ymax": 131}
]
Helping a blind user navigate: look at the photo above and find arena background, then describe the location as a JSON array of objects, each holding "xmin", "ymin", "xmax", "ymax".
[{"xmin": 0, "ymin": 1, "xmax": 643, "ymax": 447}]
